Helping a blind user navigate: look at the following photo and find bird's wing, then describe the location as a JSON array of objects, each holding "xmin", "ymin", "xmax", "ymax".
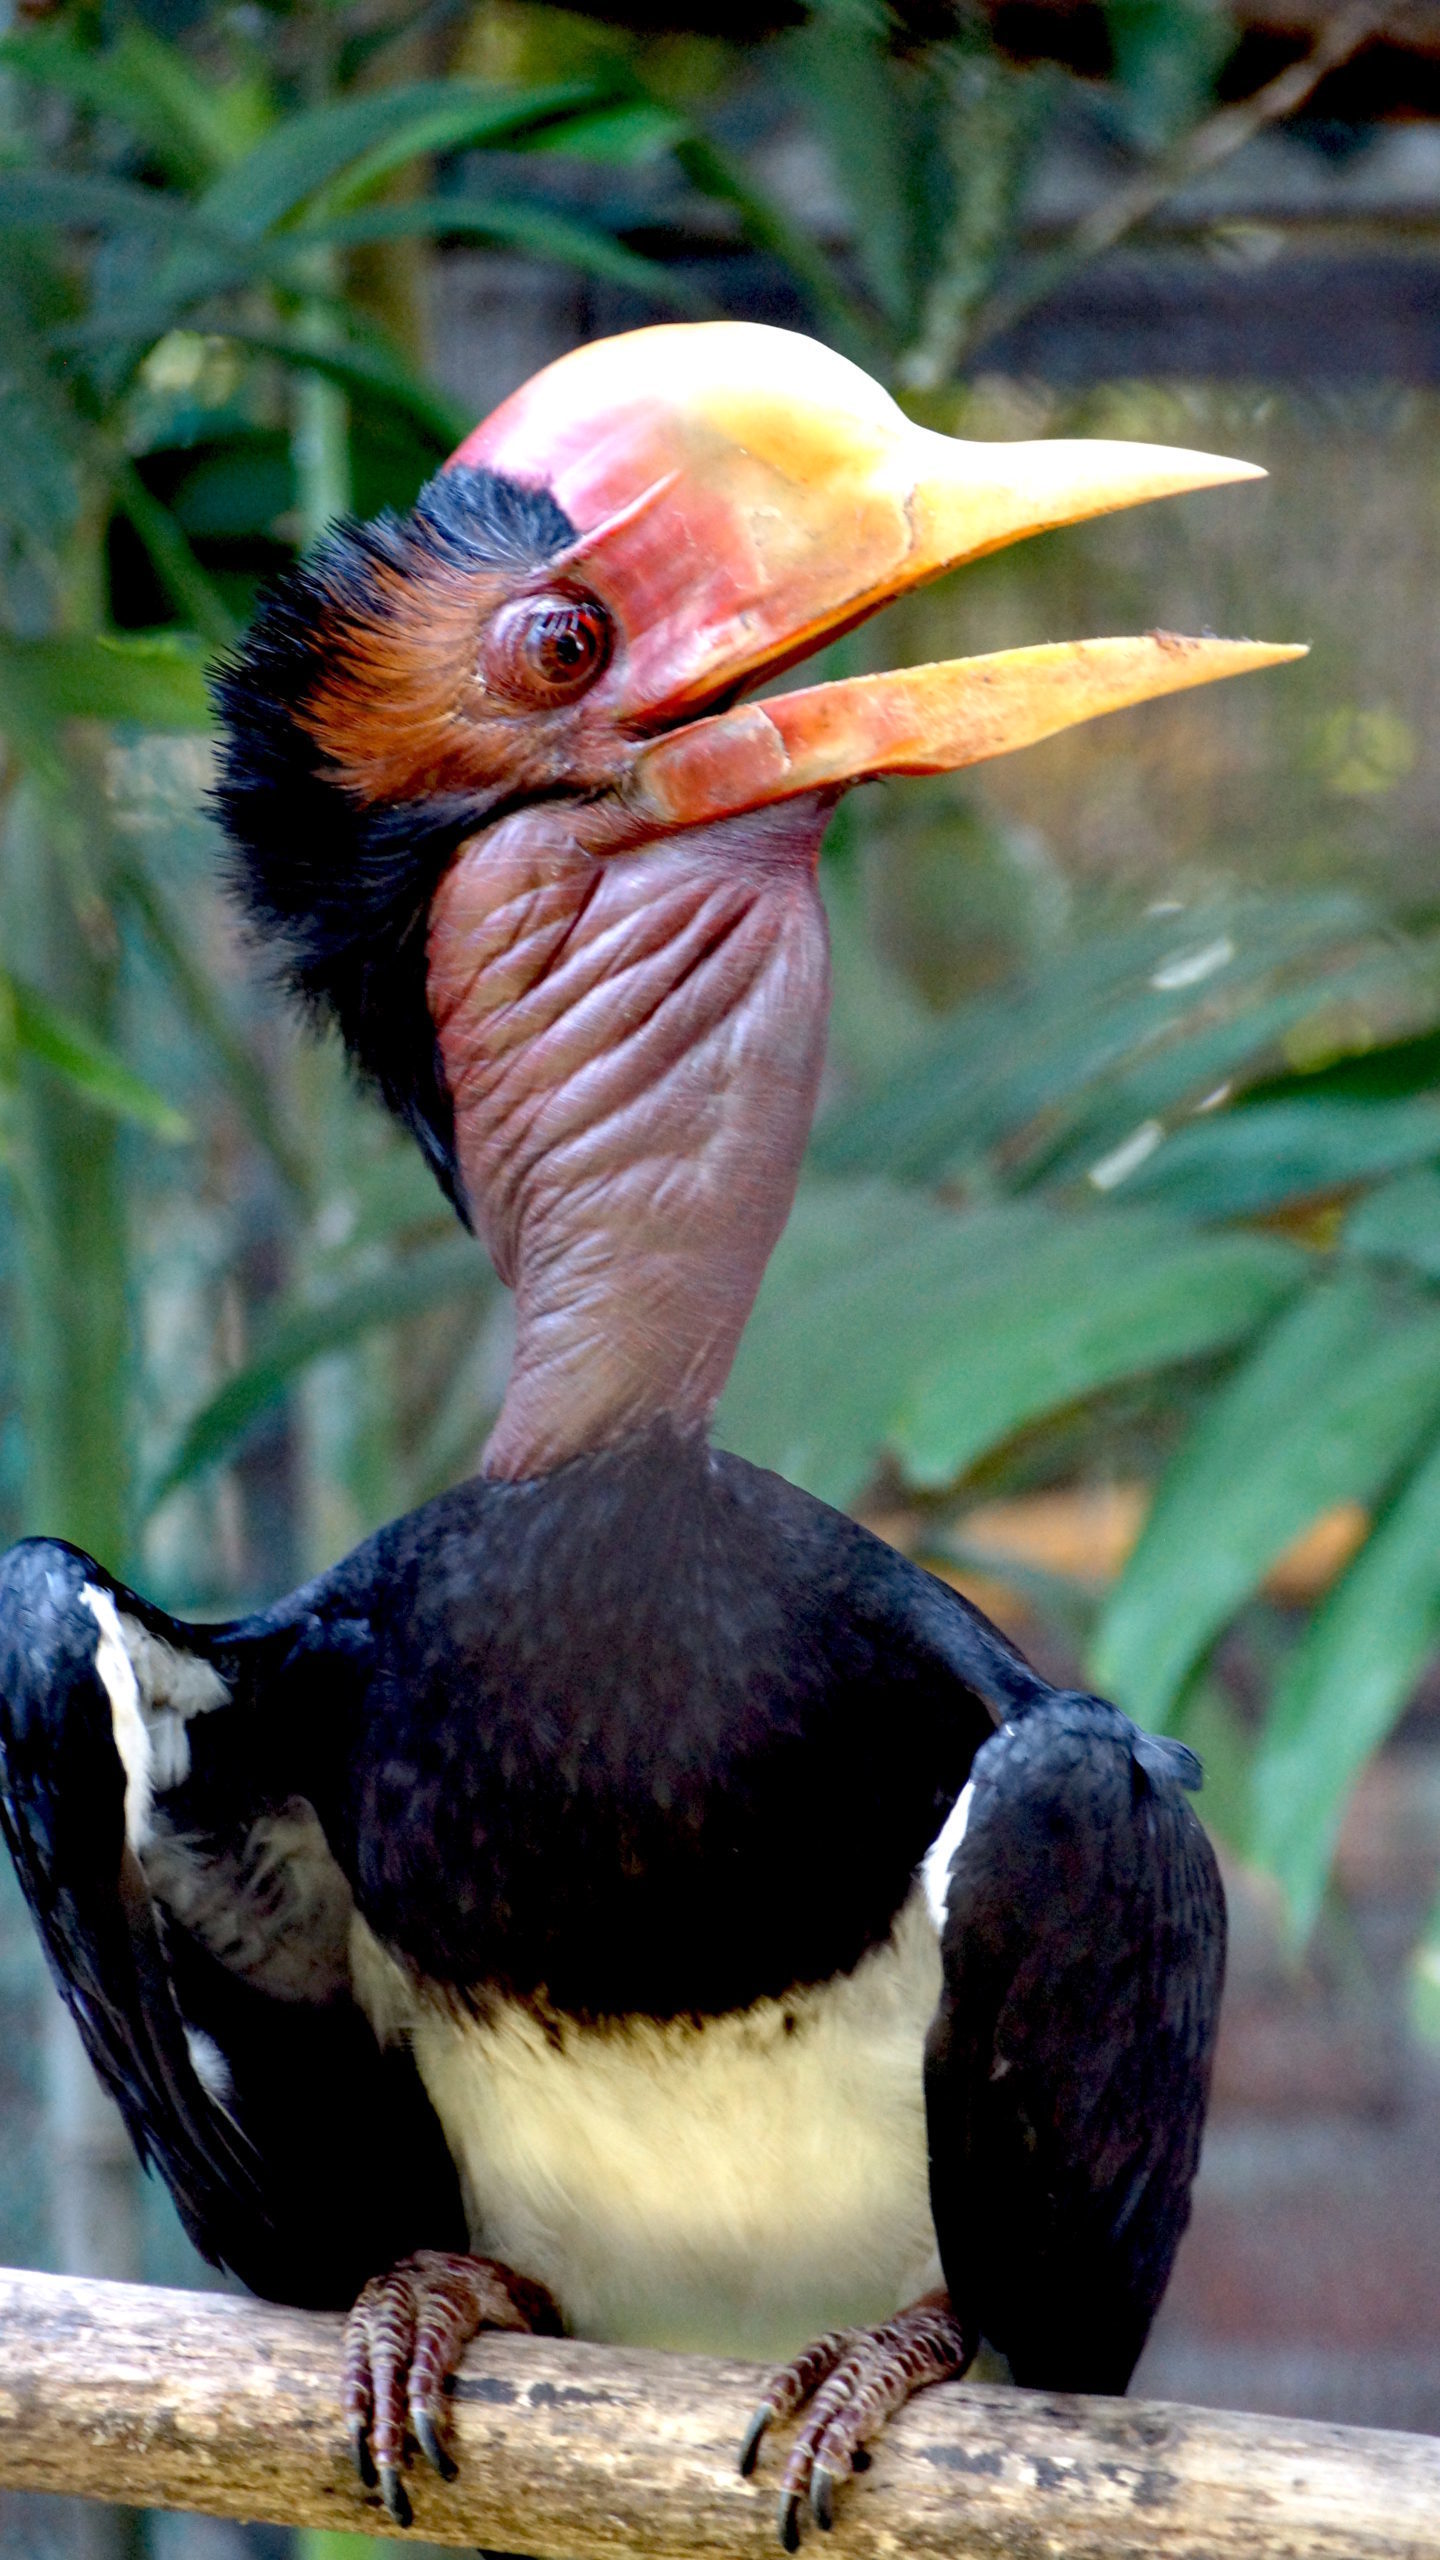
[
  {"xmin": 922, "ymin": 1693, "xmax": 1225, "ymax": 2392},
  {"xmin": 0, "ymin": 1536, "xmax": 466, "ymax": 2306}
]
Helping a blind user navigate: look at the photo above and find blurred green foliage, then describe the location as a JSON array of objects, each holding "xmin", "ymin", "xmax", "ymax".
[{"xmin": 0, "ymin": 0, "xmax": 1436, "ymax": 2019}]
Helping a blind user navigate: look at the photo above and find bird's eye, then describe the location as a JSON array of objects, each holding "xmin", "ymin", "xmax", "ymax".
[{"xmin": 481, "ymin": 592, "xmax": 613, "ymax": 708}]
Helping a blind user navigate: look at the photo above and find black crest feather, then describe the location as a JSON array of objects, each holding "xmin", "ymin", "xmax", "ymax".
[{"xmin": 212, "ymin": 465, "xmax": 576, "ymax": 1221}]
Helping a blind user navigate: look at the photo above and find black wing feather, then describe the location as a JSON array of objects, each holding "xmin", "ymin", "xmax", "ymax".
[
  {"xmin": 0, "ymin": 1537, "xmax": 465, "ymax": 2307},
  {"xmin": 925, "ymin": 1692, "xmax": 1225, "ymax": 2392}
]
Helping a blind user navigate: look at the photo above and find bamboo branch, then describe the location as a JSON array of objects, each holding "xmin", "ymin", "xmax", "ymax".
[{"xmin": 1, "ymin": 2268, "xmax": 1440, "ymax": 2556}]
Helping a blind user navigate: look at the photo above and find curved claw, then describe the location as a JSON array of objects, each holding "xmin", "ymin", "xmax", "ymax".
[
  {"xmin": 742, "ymin": 2296, "xmax": 968, "ymax": 2547},
  {"xmin": 379, "ymin": 2464, "xmax": 413, "ymax": 2530},
  {"xmin": 414, "ymin": 2406, "xmax": 458, "ymax": 2482},
  {"xmin": 343, "ymin": 2249, "xmax": 562, "ymax": 2520},
  {"xmin": 739, "ymin": 2404, "xmax": 772, "ymax": 2477}
]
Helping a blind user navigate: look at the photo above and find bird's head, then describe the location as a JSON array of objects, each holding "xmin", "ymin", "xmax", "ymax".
[{"xmin": 217, "ymin": 321, "xmax": 1300, "ymax": 1478}]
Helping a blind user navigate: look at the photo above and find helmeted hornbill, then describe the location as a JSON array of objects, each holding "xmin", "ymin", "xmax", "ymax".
[{"xmin": 0, "ymin": 324, "xmax": 1298, "ymax": 2544}]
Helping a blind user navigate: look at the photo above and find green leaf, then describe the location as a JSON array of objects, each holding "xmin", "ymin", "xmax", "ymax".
[
  {"xmin": 114, "ymin": 467, "xmax": 240, "ymax": 652},
  {"xmin": 1092, "ymin": 1279, "xmax": 1440, "ymax": 1729},
  {"xmin": 8, "ymin": 979, "xmax": 190, "ymax": 1140},
  {"xmin": 787, "ymin": 2, "xmax": 921, "ymax": 330},
  {"xmin": 1343, "ymin": 1167, "xmax": 1440, "ymax": 1283},
  {"xmin": 1105, "ymin": 0, "xmax": 1232, "ymax": 151},
  {"xmin": 815, "ymin": 893, "xmax": 1381, "ymax": 1187},
  {"xmin": 50, "ymin": 317, "xmax": 469, "ymax": 449},
  {"xmin": 1116, "ymin": 1096, "xmax": 1440, "ymax": 1222},
  {"xmin": 725, "ymin": 1187, "xmax": 1301, "ymax": 1509},
  {"xmin": 43, "ymin": 189, "xmax": 697, "ymax": 356},
  {"xmin": 197, "ymin": 80, "xmax": 603, "ymax": 240},
  {"xmin": 511, "ymin": 98, "xmax": 689, "ymax": 163},
  {"xmin": 1169, "ymin": 1678, "xmax": 1253, "ymax": 1857},
  {"xmin": 1251, "ymin": 1023, "xmax": 1440, "ymax": 1111},
  {"xmin": 891, "ymin": 1219, "xmax": 1303, "ymax": 1489},
  {"xmin": 299, "ymin": 197, "xmax": 702, "ymax": 308},
  {"xmin": 113, "ymin": 861, "xmax": 309, "ymax": 1205},
  {"xmin": 147, "ymin": 1237, "xmax": 490, "ymax": 1509},
  {"xmin": 719, "ymin": 1179, "xmax": 1023, "ymax": 1505},
  {"xmin": 324, "ymin": 1147, "xmax": 458, "ymax": 1253},
  {"xmin": 0, "ymin": 170, "xmax": 188, "ymax": 237},
  {"xmin": 0, "ymin": 26, "xmax": 266, "ymax": 186},
  {"xmin": 222, "ymin": 324, "xmax": 468, "ymax": 448},
  {"xmin": 1408, "ymin": 1884, "xmax": 1440, "ymax": 2048},
  {"xmin": 98, "ymin": 26, "xmax": 270, "ymax": 185},
  {"xmin": 1035, "ymin": 959, "xmax": 1412, "ymax": 1197},
  {"xmin": 673, "ymin": 130, "xmax": 880, "ymax": 367},
  {"xmin": 0, "ymin": 634, "xmax": 211, "ymax": 733},
  {"xmin": 1249, "ymin": 1433, "xmax": 1440, "ymax": 1945}
]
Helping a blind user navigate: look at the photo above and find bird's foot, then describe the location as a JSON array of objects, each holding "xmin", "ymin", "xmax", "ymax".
[
  {"xmin": 343, "ymin": 2247, "xmax": 562, "ymax": 2526},
  {"xmin": 739, "ymin": 2292, "xmax": 968, "ymax": 2548}
]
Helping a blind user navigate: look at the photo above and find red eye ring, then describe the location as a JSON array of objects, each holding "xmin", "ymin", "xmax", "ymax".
[{"xmin": 481, "ymin": 591, "xmax": 613, "ymax": 707}]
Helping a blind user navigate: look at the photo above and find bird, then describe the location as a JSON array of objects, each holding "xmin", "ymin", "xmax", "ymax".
[{"xmin": 0, "ymin": 322, "xmax": 1295, "ymax": 2546}]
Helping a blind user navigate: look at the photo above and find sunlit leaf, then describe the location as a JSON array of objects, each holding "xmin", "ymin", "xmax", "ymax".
[
  {"xmin": 1092, "ymin": 1279, "xmax": 1440, "ymax": 1729},
  {"xmin": 148, "ymin": 1237, "xmax": 490, "ymax": 1509},
  {"xmin": 1249, "ymin": 1434, "xmax": 1440, "ymax": 1944},
  {"xmin": 1036, "ymin": 958, "xmax": 1413, "ymax": 1195}
]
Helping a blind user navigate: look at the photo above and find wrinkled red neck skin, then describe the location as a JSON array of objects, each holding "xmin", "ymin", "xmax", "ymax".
[{"xmin": 427, "ymin": 792, "xmax": 836, "ymax": 1480}]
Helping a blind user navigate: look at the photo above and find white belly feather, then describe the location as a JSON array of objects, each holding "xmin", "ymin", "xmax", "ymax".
[{"xmin": 353, "ymin": 1890, "xmax": 946, "ymax": 2360}]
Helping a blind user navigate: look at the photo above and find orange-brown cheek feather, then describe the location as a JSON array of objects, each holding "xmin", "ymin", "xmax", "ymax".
[
  {"xmin": 292, "ymin": 558, "xmax": 491, "ymax": 807},
  {"xmin": 292, "ymin": 561, "xmax": 611, "ymax": 815}
]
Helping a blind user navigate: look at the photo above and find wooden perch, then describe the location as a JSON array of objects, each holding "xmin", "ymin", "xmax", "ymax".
[{"xmin": 2, "ymin": 2270, "xmax": 1440, "ymax": 2557}]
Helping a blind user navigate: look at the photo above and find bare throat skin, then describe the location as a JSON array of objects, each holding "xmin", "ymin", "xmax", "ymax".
[{"xmin": 355, "ymin": 1894, "xmax": 943, "ymax": 2361}]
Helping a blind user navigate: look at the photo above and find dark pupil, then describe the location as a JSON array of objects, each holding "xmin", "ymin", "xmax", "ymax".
[{"xmin": 536, "ymin": 609, "xmax": 596, "ymax": 678}]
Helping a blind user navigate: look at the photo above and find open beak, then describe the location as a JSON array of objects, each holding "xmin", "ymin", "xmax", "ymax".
[{"xmin": 454, "ymin": 322, "xmax": 1304, "ymax": 843}]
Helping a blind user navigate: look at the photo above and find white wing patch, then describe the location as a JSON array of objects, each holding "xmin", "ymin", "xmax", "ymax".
[
  {"xmin": 921, "ymin": 1781, "xmax": 974, "ymax": 1932},
  {"xmin": 183, "ymin": 2024, "xmax": 234, "ymax": 2107},
  {"xmin": 81, "ymin": 1586, "xmax": 228, "ymax": 1853}
]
